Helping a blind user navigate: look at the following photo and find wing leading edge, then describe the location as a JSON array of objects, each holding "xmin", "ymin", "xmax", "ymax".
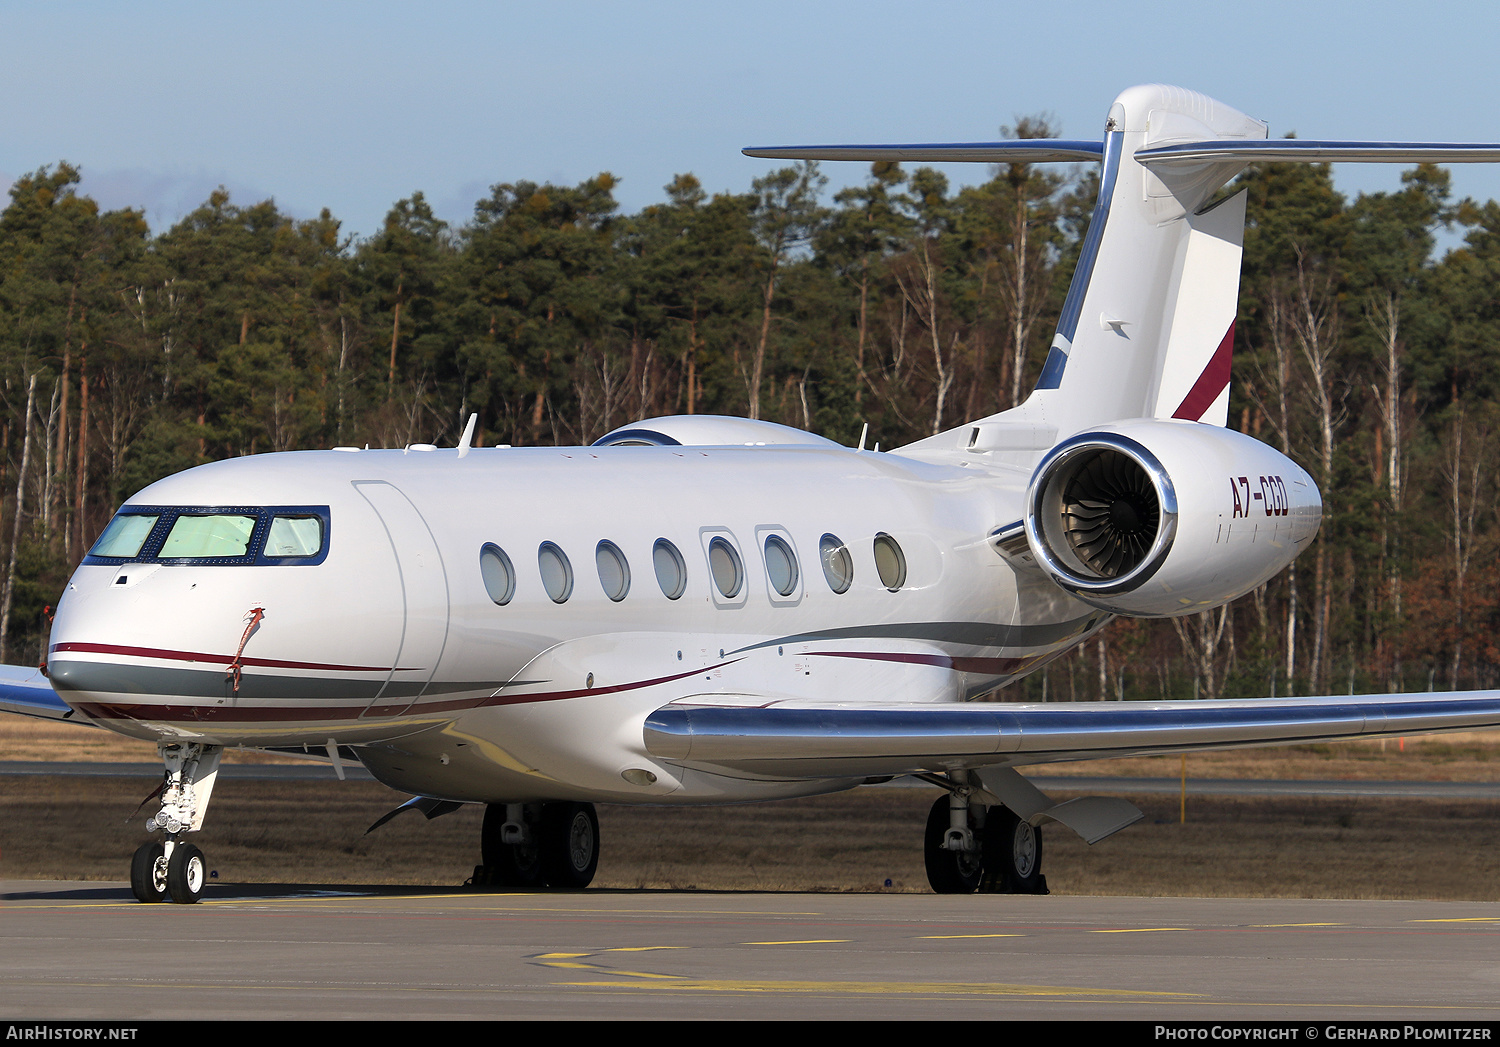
[{"xmin": 644, "ymin": 692, "xmax": 1500, "ymax": 779}]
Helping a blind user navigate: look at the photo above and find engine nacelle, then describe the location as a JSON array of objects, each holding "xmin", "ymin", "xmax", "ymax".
[{"xmin": 1024, "ymin": 419, "xmax": 1322, "ymax": 617}]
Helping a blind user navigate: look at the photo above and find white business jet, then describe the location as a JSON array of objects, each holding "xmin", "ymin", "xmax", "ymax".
[{"xmin": 7, "ymin": 84, "xmax": 1500, "ymax": 904}]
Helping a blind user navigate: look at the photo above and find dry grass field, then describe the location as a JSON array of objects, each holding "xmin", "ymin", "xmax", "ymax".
[{"xmin": 4, "ymin": 717, "xmax": 1500, "ymax": 898}]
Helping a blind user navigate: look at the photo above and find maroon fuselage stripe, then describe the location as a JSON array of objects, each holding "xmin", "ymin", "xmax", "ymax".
[{"xmin": 50, "ymin": 641, "xmax": 402, "ymax": 674}]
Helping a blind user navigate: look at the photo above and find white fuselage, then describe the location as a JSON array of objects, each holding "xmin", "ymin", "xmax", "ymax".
[{"xmin": 47, "ymin": 442, "xmax": 1108, "ymax": 805}]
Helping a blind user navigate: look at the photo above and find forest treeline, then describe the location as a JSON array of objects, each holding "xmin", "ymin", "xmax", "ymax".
[{"xmin": 1, "ymin": 125, "xmax": 1497, "ymax": 701}]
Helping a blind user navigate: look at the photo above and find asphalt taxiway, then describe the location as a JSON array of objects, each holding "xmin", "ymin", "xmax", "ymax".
[{"xmin": 4, "ymin": 881, "xmax": 1499, "ymax": 1020}]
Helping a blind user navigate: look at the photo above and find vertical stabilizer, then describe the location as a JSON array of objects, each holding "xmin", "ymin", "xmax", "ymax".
[
  {"xmin": 895, "ymin": 85, "xmax": 1262, "ymax": 459},
  {"xmin": 1024, "ymin": 85, "xmax": 1263, "ymax": 438}
]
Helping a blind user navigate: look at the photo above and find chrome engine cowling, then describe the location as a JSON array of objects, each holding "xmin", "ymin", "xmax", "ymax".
[{"xmin": 1024, "ymin": 419, "xmax": 1321, "ymax": 617}]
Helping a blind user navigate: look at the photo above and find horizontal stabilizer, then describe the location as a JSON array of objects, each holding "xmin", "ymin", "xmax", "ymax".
[
  {"xmin": 742, "ymin": 140, "xmax": 1104, "ymax": 163},
  {"xmin": 0, "ymin": 663, "xmax": 84, "ymax": 724},
  {"xmin": 746, "ymin": 139, "xmax": 1500, "ymax": 168},
  {"xmin": 1137, "ymin": 140, "xmax": 1500, "ymax": 166}
]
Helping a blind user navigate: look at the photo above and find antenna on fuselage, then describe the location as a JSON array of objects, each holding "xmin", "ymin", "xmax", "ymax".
[
  {"xmin": 457, "ymin": 414, "xmax": 478, "ymax": 458},
  {"xmin": 858, "ymin": 423, "xmax": 869, "ymax": 451}
]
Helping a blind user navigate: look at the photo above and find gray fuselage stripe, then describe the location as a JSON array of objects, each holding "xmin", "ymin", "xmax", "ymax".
[{"xmin": 730, "ymin": 614, "xmax": 1105, "ymax": 656}]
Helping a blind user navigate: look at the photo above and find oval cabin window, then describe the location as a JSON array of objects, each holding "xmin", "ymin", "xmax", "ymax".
[
  {"xmin": 819, "ymin": 534, "xmax": 853, "ymax": 594},
  {"xmin": 874, "ymin": 533, "xmax": 907, "ymax": 591},
  {"xmin": 653, "ymin": 539, "xmax": 687, "ymax": 600},
  {"xmin": 538, "ymin": 542, "xmax": 574, "ymax": 603},
  {"xmin": 595, "ymin": 541, "xmax": 631, "ymax": 601},
  {"xmin": 480, "ymin": 544, "xmax": 516, "ymax": 605},
  {"xmin": 708, "ymin": 537, "xmax": 743, "ymax": 598},
  {"xmin": 764, "ymin": 534, "xmax": 798, "ymax": 596}
]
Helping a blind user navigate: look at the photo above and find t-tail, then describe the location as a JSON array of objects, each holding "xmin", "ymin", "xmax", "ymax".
[{"xmin": 747, "ymin": 82, "xmax": 1500, "ymax": 448}]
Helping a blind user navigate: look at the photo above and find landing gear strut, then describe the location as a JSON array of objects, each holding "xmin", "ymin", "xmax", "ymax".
[
  {"xmin": 924, "ymin": 794, "xmax": 983, "ymax": 893},
  {"xmin": 130, "ymin": 743, "xmax": 221, "ymax": 904},
  {"xmin": 922, "ymin": 778, "xmax": 1048, "ymax": 896},
  {"xmin": 475, "ymin": 801, "xmax": 600, "ymax": 890}
]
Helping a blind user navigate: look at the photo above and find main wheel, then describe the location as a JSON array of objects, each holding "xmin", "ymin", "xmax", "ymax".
[
  {"xmin": 480, "ymin": 804, "xmax": 543, "ymax": 888},
  {"xmin": 923, "ymin": 795, "xmax": 982, "ymax": 894},
  {"xmin": 981, "ymin": 806, "xmax": 1046, "ymax": 894},
  {"xmin": 166, "ymin": 842, "xmax": 206, "ymax": 904},
  {"xmin": 539, "ymin": 802, "xmax": 599, "ymax": 889},
  {"xmin": 130, "ymin": 841, "xmax": 167, "ymax": 903}
]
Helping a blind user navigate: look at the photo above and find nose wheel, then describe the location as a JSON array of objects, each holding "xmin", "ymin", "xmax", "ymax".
[
  {"xmin": 130, "ymin": 841, "xmax": 168, "ymax": 903},
  {"xmin": 167, "ymin": 843, "xmax": 207, "ymax": 903}
]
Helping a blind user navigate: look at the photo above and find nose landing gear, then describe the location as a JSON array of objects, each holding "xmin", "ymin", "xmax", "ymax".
[{"xmin": 129, "ymin": 743, "xmax": 221, "ymax": 904}]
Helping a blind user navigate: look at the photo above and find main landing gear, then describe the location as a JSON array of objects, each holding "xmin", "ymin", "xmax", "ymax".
[
  {"xmin": 922, "ymin": 774, "xmax": 1047, "ymax": 895},
  {"xmin": 130, "ymin": 743, "xmax": 221, "ymax": 904},
  {"xmin": 473, "ymin": 801, "xmax": 600, "ymax": 890}
]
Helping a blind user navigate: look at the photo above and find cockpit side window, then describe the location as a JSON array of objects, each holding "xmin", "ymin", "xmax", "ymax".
[
  {"xmin": 82, "ymin": 505, "xmax": 331, "ymax": 567},
  {"xmin": 265, "ymin": 516, "xmax": 324, "ymax": 558},
  {"xmin": 89, "ymin": 514, "xmax": 159, "ymax": 558}
]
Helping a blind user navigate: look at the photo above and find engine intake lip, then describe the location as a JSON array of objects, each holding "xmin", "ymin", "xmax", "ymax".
[{"xmin": 1025, "ymin": 431, "xmax": 1179, "ymax": 597}]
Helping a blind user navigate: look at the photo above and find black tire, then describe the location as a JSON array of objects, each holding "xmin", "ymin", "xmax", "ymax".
[
  {"xmin": 130, "ymin": 841, "xmax": 167, "ymax": 903},
  {"xmin": 923, "ymin": 795, "xmax": 982, "ymax": 894},
  {"xmin": 981, "ymin": 805, "xmax": 1046, "ymax": 894},
  {"xmin": 166, "ymin": 842, "xmax": 206, "ymax": 904},
  {"xmin": 539, "ymin": 802, "xmax": 599, "ymax": 889},
  {"xmin": 480, "ymin": 804, "xmax": 543, "ymax": 888}
]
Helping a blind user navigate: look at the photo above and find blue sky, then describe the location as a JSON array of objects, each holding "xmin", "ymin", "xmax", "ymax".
[{"xmin": 2, "ymin": 1, "xmax": 1497, "ymax": 244}]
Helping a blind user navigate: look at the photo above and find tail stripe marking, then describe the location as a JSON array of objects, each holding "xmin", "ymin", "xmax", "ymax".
[{"xmin": 1171, "ymin": 323, "xmax": 1235, "ymax": 422}]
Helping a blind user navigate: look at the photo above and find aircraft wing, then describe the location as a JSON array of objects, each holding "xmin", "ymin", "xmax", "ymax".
[
  {"xmin": 644, "ymin": 692, "xmax": 1500, "ymax": 779},
  {"xmin": 0, "ymin": 664, "xmax": 89, "ymax": 724}
]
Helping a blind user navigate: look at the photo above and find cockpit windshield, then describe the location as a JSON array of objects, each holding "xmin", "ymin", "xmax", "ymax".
[
  {"xmin": 160, "ymin": 515, "xmax": 257, "ymax": 558},
  {"xmin": 84, "ymin": 506, "xmax": 330, "ymax": 566}
]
